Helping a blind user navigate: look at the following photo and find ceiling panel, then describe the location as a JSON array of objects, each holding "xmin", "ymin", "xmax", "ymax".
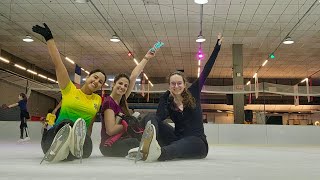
[{"xmin": 0, "ymin": 0, "xmax": 318, "ymax": 82}]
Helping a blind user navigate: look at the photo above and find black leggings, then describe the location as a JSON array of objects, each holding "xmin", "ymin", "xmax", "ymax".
[
  {"xmin": 20, "ymin": 110, "xmax": 29, "ymax": 139},
  {"xmin": 99, "ymin": 138, "xmax": 140, "ymax": 157},
  {"xmin": 41, "ymin": 120, "xmax": 93, "ymax": 161},
  {"xmin": 143, "ymin": 113, "xmax": 208, "ymax": 161}
]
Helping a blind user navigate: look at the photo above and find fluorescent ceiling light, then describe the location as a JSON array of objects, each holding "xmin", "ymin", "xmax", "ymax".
[
  {"xmin": 14, "ymin": 64, "xmax": 26, "ymax": 70},
  {"xmin": 65, "ymin": 57, "xmax": 75, "ymax": 64},
  {"xmin": 48, "ymin": 78, "xmax": 56, "ymax": 82},
  {"xmin": 133, "ymin": 58, "xmax": 139, "ymax": 65},
  {"xmin": 108, "ymin": 78, "xmax": 140, "ymax": 82},
  {"xmin": 27, "ymin": 69, "xmax": 37, "ymax": 75},
  {"xmin": 0, "ymin": 57, "xmax": 10, "ymax": 63},
  {"xmin": 262, "ymin": 60, "xmax": 268, "ymax": 66},
  {"xmin": 253, "ymin": 73, "xmax": 257, "ymax": 78},
  {"xmin": 38, "ymin": 74, "xmax": 47, "ymax": 79},
  {"xmin": 143, "ymin": 73, "xmax": 148, "ymax": 80}
]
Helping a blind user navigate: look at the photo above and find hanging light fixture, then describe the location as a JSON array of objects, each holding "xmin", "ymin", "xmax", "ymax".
[
  {"xmin": 194, "ymin": 0, "xmax": 208, "ymax": 4},
  {"xmin": 196, "ymin": 4, "xmax": 206, "ymax": 43},
  {"xmin": 196, "ymin": 35, "xmax": 206, "ymax": 42},
  {"xmin": 110, "ymin": 35, "xmax": 120, "ymax": 42},
  {"xmin": 283, "ymin": 37, "xmax": 294, "ymax": 45},
  {"xmin": 23, "ymin": 35, "xmax": 34, "ymax": 42}
]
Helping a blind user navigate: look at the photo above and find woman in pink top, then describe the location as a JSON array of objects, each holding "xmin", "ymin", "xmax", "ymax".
[{"xmin": 100, "ymin": 50, "xmax": 156, "ymax": 157}]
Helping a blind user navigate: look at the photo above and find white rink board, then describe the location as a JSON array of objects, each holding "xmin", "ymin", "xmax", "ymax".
[{"xmin": 0, "ymin": 121, "xmax": 319, "ymax": 145}]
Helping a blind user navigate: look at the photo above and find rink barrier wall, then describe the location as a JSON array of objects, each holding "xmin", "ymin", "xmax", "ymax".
[{"xmin": 0, "ymin": 121, "xmax": 319, "ymax": 146}]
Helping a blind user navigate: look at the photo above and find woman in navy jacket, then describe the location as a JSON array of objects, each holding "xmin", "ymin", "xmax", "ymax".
[{"xmin": 139, "ymin": 33, "xmax": 223, "ymax": 162}]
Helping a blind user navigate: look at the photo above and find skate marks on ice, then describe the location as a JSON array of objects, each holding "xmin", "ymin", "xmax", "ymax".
[{"xmin": 1, "ymin": 144, "xmax": 320, "ymax": 180}]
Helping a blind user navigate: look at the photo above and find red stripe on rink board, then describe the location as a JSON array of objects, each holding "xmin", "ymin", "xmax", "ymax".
[{"xmin": 30, "ymin": 116, "xmax": 43, "ymax": 121}]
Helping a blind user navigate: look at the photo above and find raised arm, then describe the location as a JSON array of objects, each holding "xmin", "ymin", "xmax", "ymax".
[
  {"xmin": 125, "ymin": 50, "xmax": 156, "ymax": 99},
  {"xmin": 190, "ymin": 33, "xmax": 223, "ymax": 92},
  {"xmin": 26, "ymin": 88, "xmax": 32, "ymax": 99},
  {"xmin": 32, "ymin": 23, "xmax": 70, "ymax": 89}
]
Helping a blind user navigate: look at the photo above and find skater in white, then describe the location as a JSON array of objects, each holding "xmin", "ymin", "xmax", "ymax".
[
  {"xmin": 1, "ymin": 89, "xmax": 32, "ymax": 143},
  {"xmin": 99, "ymin": 49, "xmax": 157, "ymax": 157},
  {"xmin": 135, "ymin": 33, "xmax": 223, "ymax": 162},
  {"xmin": 32, "ymin": 23, "xmax": 106, "ymax": 163}
]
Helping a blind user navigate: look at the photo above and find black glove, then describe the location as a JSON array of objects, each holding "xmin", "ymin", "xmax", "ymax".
[
  {"xmin": 121, "ymin": 115, "xmax": 140, "ymax": 127},
  {"xmin": 32, "ymin": 23, "xmax": 53, "ymax": 41}
]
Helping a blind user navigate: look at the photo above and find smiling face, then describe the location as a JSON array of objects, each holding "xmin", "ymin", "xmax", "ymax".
[
  {"xmin": 112, "ymin": 77, "xmax": 130, "ymax": 96},
  {"xmin": 84, "ymin": 72, "xmax": 105, "ymax": 92},
  {"xmin": 169, "ymin": 74, "xmax": 186, "ymax": 95}
]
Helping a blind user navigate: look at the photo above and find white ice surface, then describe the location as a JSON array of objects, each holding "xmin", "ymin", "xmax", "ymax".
[{"xmin": 1, "ymin": 142, "xmax": 320, "ymax": 180}]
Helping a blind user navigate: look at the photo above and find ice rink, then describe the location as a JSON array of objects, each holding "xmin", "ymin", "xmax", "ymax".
[
  {"xmin": 1, "ymin": 122, "xmax": 320, "ymax": 180},
  {"xmin": 1, "ymin": 143, "xmax": 320, "ymax": 180}
]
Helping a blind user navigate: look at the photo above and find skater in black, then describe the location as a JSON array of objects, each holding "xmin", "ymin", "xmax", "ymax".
[
  {"xmin": 2, "ymin": 89, "xmax": 32, "ymax": 143},
  {"xmin": 137, "ymin": 33, "xmax": 223, "ymax": 162}
]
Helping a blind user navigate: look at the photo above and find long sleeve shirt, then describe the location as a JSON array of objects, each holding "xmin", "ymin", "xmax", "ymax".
[{"xmin": 156, "ymin": 40, "xmax": 221, "ymax": 138}]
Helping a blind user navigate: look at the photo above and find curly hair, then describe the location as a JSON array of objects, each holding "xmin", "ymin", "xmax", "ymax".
[{"xmin": 168, "ymin": 71, "xmax": 196, "ymax": 109}]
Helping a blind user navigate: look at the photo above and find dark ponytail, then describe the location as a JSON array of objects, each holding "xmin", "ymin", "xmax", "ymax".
[{"xmin": 120, "ymin": 95, "xmax": 130, "ymax": 116}]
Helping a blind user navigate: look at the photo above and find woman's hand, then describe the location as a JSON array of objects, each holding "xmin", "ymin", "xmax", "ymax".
[
  {"xmin": 32, "ymin": 23, "xmax": 53, "ymax": 41},
  {"xmin": 144, "ymin": 49, "xmax": 156, "ymax": 60},
  {"xmin": 218, "ymin": 32, "xmax": 223, "ymax": 45}
]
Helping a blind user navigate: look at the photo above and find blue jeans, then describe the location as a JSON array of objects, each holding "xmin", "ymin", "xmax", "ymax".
[{"xmin": 143, "ymin": 113, "xmax": 208, "ymax": 161}]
